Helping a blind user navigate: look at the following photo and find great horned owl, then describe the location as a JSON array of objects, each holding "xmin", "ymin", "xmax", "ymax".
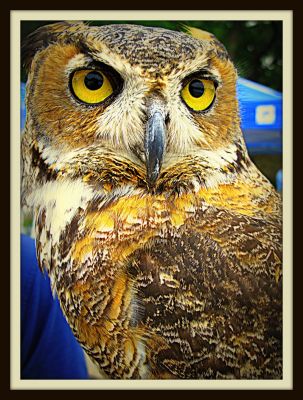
[{"xmin": 21, "ymin": 21, "xmax": 282, "ymax": 379}]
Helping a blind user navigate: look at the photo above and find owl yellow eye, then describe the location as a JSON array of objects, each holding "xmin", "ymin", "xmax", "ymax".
[
  {"xmin": 181, "ymin": 79, "xmax": 216, "ymax": 112},
  {"xmin": 71, "ymin": 69, "xmax": 113, "ymax": 104}
]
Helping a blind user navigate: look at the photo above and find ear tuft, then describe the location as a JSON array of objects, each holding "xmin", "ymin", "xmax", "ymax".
[
  {"xmin": 180, "ymin": 24, "xmax": 216, "ymax": 41},
  {"xmin": 21, "ymin": 21, "xmax": 86, "ymax": 73}
]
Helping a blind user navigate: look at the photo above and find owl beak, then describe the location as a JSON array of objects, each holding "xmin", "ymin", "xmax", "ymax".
[{"xmin": 145, "ymin": 107, "xmax": 166, "ymax": 186}]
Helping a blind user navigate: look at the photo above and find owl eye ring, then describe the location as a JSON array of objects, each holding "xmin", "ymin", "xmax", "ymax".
[
  {"xmin": 181, "ymin": 78, "xmax": 216, "ymax": 112},
  {"xmin": 70, "ymin": 69, "xmax": 114, "ymax": 105}
]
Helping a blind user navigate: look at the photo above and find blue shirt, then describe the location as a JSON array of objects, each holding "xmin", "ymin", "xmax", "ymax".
[{"xmin": 21, "ymin": 234, "xmax": 88, "ymax": 379}]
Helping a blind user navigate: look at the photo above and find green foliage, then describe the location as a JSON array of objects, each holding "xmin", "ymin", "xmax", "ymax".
[{"xmin": 21, "ymin": 20, "xmax": 282, "ymax": 91}]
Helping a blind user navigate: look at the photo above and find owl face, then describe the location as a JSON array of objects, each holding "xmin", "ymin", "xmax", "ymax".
[{"xmin": 23, "ymin": 22, "xmax": 243, "ymax": 194}]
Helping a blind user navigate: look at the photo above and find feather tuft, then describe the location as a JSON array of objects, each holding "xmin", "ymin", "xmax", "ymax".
[{"xmin": 181, "ymin": 24, "xmax": 214, "ymax": 41}]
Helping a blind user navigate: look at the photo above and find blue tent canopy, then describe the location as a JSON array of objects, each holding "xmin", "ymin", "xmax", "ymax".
[
  {"xmin": 237, "ymin": 78, "xmax": 282, "ymax": 155},
  {"xmin": 20, "ymin": 78, "xmax": 282, "ymax": 155}
]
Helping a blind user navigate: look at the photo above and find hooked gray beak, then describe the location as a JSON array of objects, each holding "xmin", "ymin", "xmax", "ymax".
[{"xmin": 144, "ymin": 105, "xmax": 166, "ymax": 186}]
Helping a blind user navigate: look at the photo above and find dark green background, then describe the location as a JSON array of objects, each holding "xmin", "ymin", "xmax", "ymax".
[{"xmin": 21, "ymin": 20, "xmax": 282, "ymax": 186}]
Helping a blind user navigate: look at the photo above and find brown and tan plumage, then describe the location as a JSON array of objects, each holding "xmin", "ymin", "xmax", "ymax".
[{"xmin": 21, "ymin": 21, "xmax": 282, "ymax": 379}]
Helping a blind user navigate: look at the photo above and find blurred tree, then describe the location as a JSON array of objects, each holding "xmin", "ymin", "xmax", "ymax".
[{"xmin": 21, "ymin": 20, "xmax": 282, "ymax": 91}]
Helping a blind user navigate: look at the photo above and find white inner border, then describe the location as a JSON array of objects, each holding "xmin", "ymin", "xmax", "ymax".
[{"xmin": 11, "ymin": 10, "xmax": 293, "ymax": 390}]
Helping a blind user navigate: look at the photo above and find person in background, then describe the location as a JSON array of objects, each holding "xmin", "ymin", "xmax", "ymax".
[{"xmin": 21, "ymin": 234, "xmax": 88, "ymax": 379}]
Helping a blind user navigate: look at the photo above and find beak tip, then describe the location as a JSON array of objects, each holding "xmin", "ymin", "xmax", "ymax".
[{"xmin": 147, "ymin": 160, "xmax": 161, "ymax": 186}]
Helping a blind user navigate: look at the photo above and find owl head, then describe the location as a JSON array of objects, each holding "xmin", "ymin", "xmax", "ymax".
[{"xmin": 21, "ymin": 21, "xmax": 247, "ymax": 204}]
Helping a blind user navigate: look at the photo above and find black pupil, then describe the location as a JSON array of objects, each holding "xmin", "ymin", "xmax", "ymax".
[
  {"xmin": 84, "ymin": 71, "xmax": 103, "ymax": 90},
  {"xmin": 188, "ymin": 79, "xmax": 205, "ymax": 98}
]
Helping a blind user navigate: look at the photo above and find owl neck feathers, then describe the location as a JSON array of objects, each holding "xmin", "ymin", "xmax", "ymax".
[
  {"xmin": 24, "ymin": 136, "xmax": 281, "ymax": 225},
  {"xmin": 25, "ymin": 137, "xmax": 251, "ymax": 196}
]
